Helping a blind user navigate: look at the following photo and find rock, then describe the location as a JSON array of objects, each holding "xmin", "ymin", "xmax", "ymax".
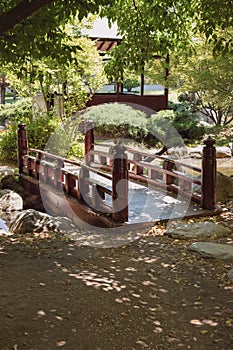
[
  {"xmin": 10, "ymin": 209, "xmax": 76, "ymax": 235},
  {"xmin": 188, "ymin": 242, "xmax": 233, "ymax": 260},
  {"xmin": 227, "ymin": 268, "xmax": 233, "ymax": 283},
  {"xmin": 0, "ymin": 190, "xmax": 23, "ymax": 211},
  {"xmin": 0, "ymin": 168, "xmax": 14, "ymax": 181},
  {"xmin": 0, "ymin": 174, "xmax": 24, "ymax": 194},
  {"xmin": 167, "ymin": 147, "xmax": 188, "ymax": 158},
  {"xmin": 216, "ymin": 172, "xmax": 233, "ymax": 203},
  {"xmin": 188, "ymin": 146, "xmax": 203, "ymax": 159},
  {"xmin": 166, "ymin": 221, "xmax": 232, "ymax": 239},
  {"xmin": 228, "ymin": 142, "xmax": 233, "ymax": 156},
  {"xmin": 216, "ymin": 146, "xmax": 232, "ymax": 158},
  {"xmin": 188, "ymin": 145, "xmax": 232, "ymax": 159}
]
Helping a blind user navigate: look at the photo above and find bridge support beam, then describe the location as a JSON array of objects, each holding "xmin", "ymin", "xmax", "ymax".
[
  {"xmin": 112, "ymin": 142, "xmax": 128, "ymax": 223},
  {"xmin": 201, "ymin": 136, "xmax": 216, "ymax": 210}
]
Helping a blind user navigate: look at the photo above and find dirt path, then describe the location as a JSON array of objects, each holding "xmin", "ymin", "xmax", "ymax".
[{"xmin": 0, "ymin": 227, "xmax": 233, "ymax": 350}]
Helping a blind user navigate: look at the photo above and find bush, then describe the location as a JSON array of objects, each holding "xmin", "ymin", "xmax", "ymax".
[
  {"xmin": 0, "ymin": 98, "xmax": 33, "ymax": 124},
  {"xmin": 168, "ymin": 100, "xmax": 205, "ymax": 144},
  {"xmin": 81, "ymin": 102, "xmax": 205, "ymax": 148},
  {"xmin": 82, "ymin": 103, "xmax": 148, "ymax": 141},
  {"xmin": 0, "ymin": 99, "xmax": 84, "ymax": 163},
  {"xmin": 0, "ymin": 113, "xmax": 60, "ymax": 163}
]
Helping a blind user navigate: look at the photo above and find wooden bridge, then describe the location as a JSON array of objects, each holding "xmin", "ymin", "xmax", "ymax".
[{"xmin": 17, "ymin": 122, "xmax": 217, "ymax": 228}]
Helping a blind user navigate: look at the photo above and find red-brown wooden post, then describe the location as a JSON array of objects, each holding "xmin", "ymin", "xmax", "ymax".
[
  {"xmin": 18, "ymin": 123, "xmax": 28, "ymax": 174},
  {"xmin": 84, "ymin": 121, "xmax": 95, "ymax": 166},
  {"xmin": 164, "ymin": 53, "xmax": 170, "ymax": 109},
  {"xmin": 202, "ymin": 136, "xmax": 216, "ymax": 210},
  {"xmin": 35, "ymin": 152, "xmax": 42, "ymax": 180},
  {"xmin": 134, "ymin": 153, "xmax": 143, "ymax": 175},
  {"xmin": 54, "ymin": 159, "xmax": 64, "ymax": 189},
  {"xmin": 112, "ymin": 142, "xmax": 128, "ymax": 223},
  {"xmin": 78, "ymin": 120, "xmax": 95, "ymax": 202},
  {"xmin": 163, "ymin": 159, "xmax": 175, "ymax": 185}
]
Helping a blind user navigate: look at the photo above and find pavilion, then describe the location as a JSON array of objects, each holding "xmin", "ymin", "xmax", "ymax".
[{"xmin": 84, "ymin": 18, "xmax": 169, "ymax": 112}]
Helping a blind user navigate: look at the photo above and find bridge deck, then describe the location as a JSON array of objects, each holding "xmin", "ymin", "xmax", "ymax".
[{"xmin": 66, "ymin": 165, "xmax": 211, "ymax": 225}]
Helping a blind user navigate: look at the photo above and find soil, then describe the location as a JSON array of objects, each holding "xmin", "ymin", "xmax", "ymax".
[{"xmin": 0, "ymin": 215, "xmax": 233, "ymax": 350}]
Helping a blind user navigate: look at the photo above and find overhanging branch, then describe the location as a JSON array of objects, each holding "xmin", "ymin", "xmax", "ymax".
[{"xmin": 0, "ymin": 0, "xmax": 54, "ymax": 35}]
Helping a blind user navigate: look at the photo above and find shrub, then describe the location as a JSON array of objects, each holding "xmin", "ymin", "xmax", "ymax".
[
  {"xmin": 168, "ymin": 100, "xmax": 205, "ymax": 144},
  {"xmin": 81, "ymin": 102, "xmax": 205, "ymax": 148},
  {"xmin": 0, "ymin": 99, "xmax": 84, "ymax": 163},
  {"xmin": 82, "ymin": 103, "xmax": 148, "ymax": 141},
  {"xmin": 0, "ymin": 98, "xmax": 32, "ymax": 124}
]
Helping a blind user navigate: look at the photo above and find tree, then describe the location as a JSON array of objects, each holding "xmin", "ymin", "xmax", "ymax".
[
  {"xmin": 195, "ymin": 0, "xmax": 233, "ymax": 53},
  {"xmin": 172, "ymin": 36, "xmax": 233, "ymax": 125},
  {"xmin": 102, "ymin": 0, "xmax": 195, "ymax": 79},
  {"xmin": 0, "ymin": 73, "xmax": 8, "ymax": 104},
  {"xmin": 102, "ymin": 0, "xmax": 233, "ymax": 81},
  {"xmin": 3, "ymin": 18, "xmax": 107, "ymax": 116},
  {"xmin": 0, "ymin": 0, "xmax": 112, "ymax": 64}
]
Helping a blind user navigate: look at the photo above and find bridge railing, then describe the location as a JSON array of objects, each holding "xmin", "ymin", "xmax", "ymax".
[
  {"xmin": 18, "ymin": 121, "xmax": 216, "ymax": 226},
  {"xmin": 17, "ymin": 123, "xmax": 128, "ymax": 224},
  {"xmin": 89, "ymin": 143, "xmax": 202, "ymax": 203},
  {"xmin": 89, "ymin": 135, "xmax": 216, "ymax": 211}
]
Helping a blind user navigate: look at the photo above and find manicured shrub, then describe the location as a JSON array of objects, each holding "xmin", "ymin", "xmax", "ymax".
[{"xmin": 82, "ymin": 103, "xmax": 148, "ymax": 141}]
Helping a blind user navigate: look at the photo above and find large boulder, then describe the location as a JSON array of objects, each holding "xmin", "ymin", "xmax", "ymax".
[
  {"xmin": 216, "ymin": 172, "xmax": 233, "ymax": 203},
  {"xmin": 188, "ymin": 146, "xmax": 203, "ymax": 159},
  {"xmin": 0, "ymin": 189, "xmax": 23, "ymax": 211},
  {"xmin": 10, "ymin": 209, "xmax": 76, "ymax": 235},
  {"xmin": 0, "ymin": 168, "xmax": 14, "ymax": 181},
  {"xmin": 216, "ymin": 146, "xmax": 232, "ymax": 158},
  {"xmin": 188, "ymin": 145, "xmax": 232, "ymax": 159}
]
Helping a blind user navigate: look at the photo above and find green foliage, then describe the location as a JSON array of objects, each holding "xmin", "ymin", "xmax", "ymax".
[
  {"xmin": 0, "ymin": 98, "xmax": 32, "ymax": 123},
  {"xmin": 170, "ymin": 36, "xmax": 233, "ymax": 125},
  {"xmin": 0, "ymin": 111, "xmax": 59, "ymax": 163},
  {"xmin": 0, "ymin": 98, "xmax": 85, "ymax": 163},
  {"xmin": 0, "ymin": 0, "xmax": 111, "ymax": 63},
  {"xmin": 2, "ymin": 19, "xmax": 107, "ymax": 117},
  {"xmin": 123, "ymin": 78, "xmax": 140, "ymax": 92},
  {"xmin": 81, "ymin": 102, "xmax": 205, "ymax": 148},
  {"xmin": 145, "ymin": 110, "xmax": 182, "ymax": 148},
  {"xmin": 82, "ymin": 103, "xmax": 148, "ymax": 141},
  {"xmin": 169, "ymin": 101, "xmax": 206, "ymax": 143}
]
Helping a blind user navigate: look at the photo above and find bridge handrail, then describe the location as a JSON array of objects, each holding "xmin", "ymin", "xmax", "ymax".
[{"xmin": 93, "ymin": 143, "xmax": 201, "ymax": 173}]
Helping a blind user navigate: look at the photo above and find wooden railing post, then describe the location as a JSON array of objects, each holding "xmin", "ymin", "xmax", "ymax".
[
  {"xmin": 84, "ymin": 120, "xmax": 95, "ymax": 166},
  {"xmin": 163, "ymin": 159, "xmax": 175, "ymax": 185},
  {"xmin": 202, "ymin": 136, "xmax": 216, "ymax": 210},
  {"xmin": 17, "ymin": 123, "xmax": 28, "ymax": 174},
  {"xmin": 112, "ymin": 142, "xmax": 128, "ymax": 223},
  {"xmin": 54, "ymin": 159, "xmax": 64, "ymax": 189},
  {"xmin": 78, "ymin": 120, "xmax": 95, "ymax": 202},
  {"xmin": 134, "ymin": 153, "xmax": 143, "ymax": 175}
]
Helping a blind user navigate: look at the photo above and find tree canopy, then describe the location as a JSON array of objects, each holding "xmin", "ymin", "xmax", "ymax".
[
  {"xmin": 0, "ymin": 0, "xmax": 111, "ymax": 63},
  {"xmin": 1, "ymin": 0, "xmax": 232, "ymax": 67},
  {"xmin": 102, "ymin": 0, "xmax": 233, "ymax": 78}
]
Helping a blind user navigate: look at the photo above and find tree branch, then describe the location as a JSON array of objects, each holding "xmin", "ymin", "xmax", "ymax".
[{"xmin": 0, "ymin": 0, "xmax": 54, "ymax": 35}]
